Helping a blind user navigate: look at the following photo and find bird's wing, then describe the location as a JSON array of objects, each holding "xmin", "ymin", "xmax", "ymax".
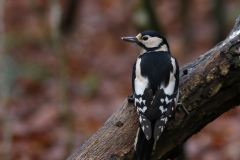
[
  {"xmin": 152, "ymin": 57, "xmax": 179, "ymax": 139},
  {"xmin": 133, "ymin": 56, "xmax": 179, "ymax": 140},
  {"xmin": 152, "ymin": 89, "xmax": 178, "ymax": 139}
]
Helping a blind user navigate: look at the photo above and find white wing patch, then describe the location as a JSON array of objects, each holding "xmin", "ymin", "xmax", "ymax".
[
  {"xmin": 135, "ymin": 58, "xmax": 149, "ymax": 95},
  {"xmin": 139, "ymin": 116, "xmax": 142, "ymax": 123},
  {"xmin": 165, "ymin": 97, "xmax": 172, "ymax": 104},
  {"xmin": 159, "ymin": 126, "xmax": 164, "ymax": 132},
  {"xmin": 159, "ymin": 106, "xmax": 167, "ymax": 113},
  {"xmin": 160, "ymin": 98, "xmax": 164, "ymax": 103},
  {"xmin": 135, "ymin": 97, "xmax": 146, "ymax": 106},
  {"xmin": 161, "ymin": 117, "xmax": 168, "ymax": 123},
  {"xmin": 137, "ymin": 106, "xmax": 147, "ymax": 113}
]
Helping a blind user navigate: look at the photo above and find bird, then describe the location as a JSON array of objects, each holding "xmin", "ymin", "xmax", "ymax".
[{"xmin": 121, "ymin": 30, "xmax": 179, "ymax": 160}]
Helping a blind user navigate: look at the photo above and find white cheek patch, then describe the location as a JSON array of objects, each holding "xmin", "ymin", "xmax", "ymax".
[{"xmin": 141, "ymin": 37, "xmax": 163, "ymax": 48}]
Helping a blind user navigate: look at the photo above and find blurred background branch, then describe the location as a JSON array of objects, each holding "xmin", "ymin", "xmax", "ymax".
[
  {"xmin": 60, "ymin": 0, "xmax": 79, "ymax": 35},
  {"xmin": 49, "ymin": 0, "xmax": 76, "ymax": 159},
  {"xmin": 215, "ymin": 0, "xmax": 226, "ymax": 42},
  {"xmin": 141, "ymin": 0, "xmax": 162, "ymax": 33},
  {"xmin": 134, "ymin": 0, "xmax": 162, "ymax": 33},
  {"xmin": 0, "ymin": 1, "xmax": 12, "ymax": 160}
]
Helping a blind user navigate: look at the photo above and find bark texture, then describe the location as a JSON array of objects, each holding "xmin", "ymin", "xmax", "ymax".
[{"xmin": 67, "ymin": 15, "xmax": 240, "ymax": 160}]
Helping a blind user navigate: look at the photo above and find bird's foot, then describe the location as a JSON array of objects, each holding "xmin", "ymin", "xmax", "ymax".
[
  {"xmin": 127, "ymin": 94, "xmax": 134, "ymax": 103},
  {"xmin": 177, "ymin": 102, "xmax": 189, "ymax": 115}
]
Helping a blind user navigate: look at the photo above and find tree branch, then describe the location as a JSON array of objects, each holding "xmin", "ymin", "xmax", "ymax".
[{"xmin": 67, "ymin": 15, "xmax": 240, "ymax": 160}]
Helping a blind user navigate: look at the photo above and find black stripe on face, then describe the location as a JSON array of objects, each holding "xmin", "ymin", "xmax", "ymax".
[{"xmin": 137, "ymin": 41, "xmax": 169, "ymax": 52}]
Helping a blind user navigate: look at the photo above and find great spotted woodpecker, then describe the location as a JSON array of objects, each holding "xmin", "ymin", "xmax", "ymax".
[{"xmin": 121, "ymin": 31, "xmax": 179, "ymax": 160}]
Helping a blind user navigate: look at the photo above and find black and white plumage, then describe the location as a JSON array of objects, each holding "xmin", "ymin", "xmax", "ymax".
[{"xmin": 121, "ymin": 31, "xmax": 179, "ymax": 160}]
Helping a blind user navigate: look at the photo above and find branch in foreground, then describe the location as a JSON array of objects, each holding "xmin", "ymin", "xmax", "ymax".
[{"xmin": 67, "ymin": 15, "xmax": 240, "ymax": 160}]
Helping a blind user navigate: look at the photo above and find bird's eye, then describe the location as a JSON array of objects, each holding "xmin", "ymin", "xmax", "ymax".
[{"xmin": 142, "ymin": 36, "xmax": 148, "ymax": 41}]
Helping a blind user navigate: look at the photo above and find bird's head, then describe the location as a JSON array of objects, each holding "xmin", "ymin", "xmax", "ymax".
[{"xmin": 121, "ymin": 30, "xmax": 169, "ymax": 54}]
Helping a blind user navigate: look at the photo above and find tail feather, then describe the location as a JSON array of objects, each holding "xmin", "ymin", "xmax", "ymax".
[{"xmin": 135, "ymin": 126, "xmax": 155, "ymax": 160}]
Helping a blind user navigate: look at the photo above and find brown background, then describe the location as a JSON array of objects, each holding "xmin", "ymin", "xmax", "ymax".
[{"xmin": 0, "ymin": 0, "xmax": 240, "ymax": 160}]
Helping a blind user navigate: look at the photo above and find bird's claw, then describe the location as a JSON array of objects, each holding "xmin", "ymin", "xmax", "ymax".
[{"xmin": 177, "ymin": 102, "xmax": 189, "ymax": 115}]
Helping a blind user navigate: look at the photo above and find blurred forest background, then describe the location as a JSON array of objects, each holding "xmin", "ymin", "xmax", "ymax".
[{"xmin": 0, "ymin": 0, "xmax": 240, "ymax": 160}]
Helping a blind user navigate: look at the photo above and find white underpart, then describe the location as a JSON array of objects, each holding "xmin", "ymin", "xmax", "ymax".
[
  {"xmin": 135, "ymin": 58, "xmax": 149, "ymax": 95},
  {"xmin": 165, "ymin": 96, "xmax": 172, "ymax": 104},
  {"xmin": 137, "ymin": 106, "xmax": 147, "ymax": 113},
  {"xmin": 159, "ymin": 106, "xmax": 168, "ymax": 113},
  {"xmin": 161, "ymin": 57, "xmax": 176, "ymax": 95}
]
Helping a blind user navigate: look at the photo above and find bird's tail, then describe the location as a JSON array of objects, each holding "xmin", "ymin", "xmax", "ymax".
[{"xmin": 134, "ymin": 126, "xmax": 155, "ymax": 160}]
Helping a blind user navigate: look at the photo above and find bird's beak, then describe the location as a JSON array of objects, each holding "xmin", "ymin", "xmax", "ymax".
[{"xmin": 120, "ymin": 37, "xmax": 138, "ymax": 43}]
